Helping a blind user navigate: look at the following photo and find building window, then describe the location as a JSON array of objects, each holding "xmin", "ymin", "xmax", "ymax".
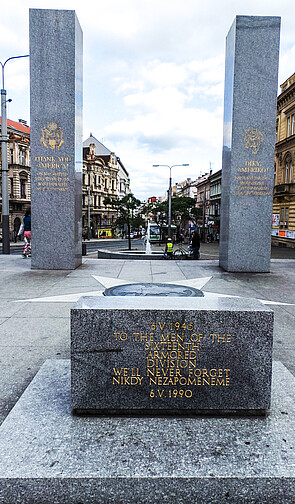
[
  {"xmin": 10, "ymin": 178, "xmax": 14, "ymax": 198},
  {"xmin": 280, "ymin": 207, "xmax": 284, "ymax": 226},
  {"xmin": 19, "ymin": 149, "xmax": 25, "ymax": 165},
  {"xmin": 285, "ymin": 207, "xmax": 289, "ymax": 227},
  {"xmin": 285, "ymin": 159, "xmax": 292, "ymax": 184},
  {"xmin": 287, "ymin": 114, "xmax": 295, "ymax": 137},
  {"xmin": 280, "ymin": 207, "xmax": 289, "ymax": 229},
  {"xmin": 274, "ymin": 164, "xmax": 276, "ymax": 185},
  {"xmin": 20, "ymin": 179, "xmax": 26, "ymax": 198},
  {"xmin": 10, "ymin": 149, "xmax": 13, "ymax": 164}
]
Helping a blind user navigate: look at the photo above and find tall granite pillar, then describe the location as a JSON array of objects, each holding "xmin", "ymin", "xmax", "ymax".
[
  {"xmin": 219, "ymin": 16, "xmax": 280, "ymax": 272},
  {"xmin": 29, "ymin": 9, "xmax": 83, "ymax": 269}
]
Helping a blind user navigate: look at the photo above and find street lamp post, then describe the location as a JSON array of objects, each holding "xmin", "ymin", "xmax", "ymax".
[
  {"xmin": 152, "ymin": 164, "xmax": 189, "ymax": 238},
  {"xmin": 87, "ymin": 186, "xmax": 91, "ymax": 239},
  {"xmin": 1, "ymin": 55, "xmax": 29, "ymax": 254}
]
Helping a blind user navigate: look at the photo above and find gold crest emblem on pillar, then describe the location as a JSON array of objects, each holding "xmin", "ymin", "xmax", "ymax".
[
  {"xmin": 40, "ymin": 121, "xmax": 64, "ymax": 149},
  {"xmin": 243, "ymin": 128, "xmax": 264, "ymax": 155}
]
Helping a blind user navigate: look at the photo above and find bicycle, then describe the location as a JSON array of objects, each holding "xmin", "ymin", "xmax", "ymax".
[
  {"xmin": 161, "ymin": 249, "xmax": 174, "ymax": 260},
  {"xmin": 173, "ymin": 244, "xmax": 193, "ymax": 260}
]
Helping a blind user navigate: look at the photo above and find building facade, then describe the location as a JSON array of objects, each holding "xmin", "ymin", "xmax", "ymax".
[
  {"xmin": 0, "ymin": 127, "xmax": 131, "ymax": 240},
  {"xmin": 0, "ymin": 118, "xmax": 31, "ymax": 239},
  {"xmin": 175, "ymin": 178, "xmax": 197, "ymax": 198},
  {"xmin": 194, "ymin": 173, "xmax": 211, "ymax": 242},
  {"xmin": 208, "ymin": 169, "xmax": 222, "ymax": 240},
  {"xmin": 82, "ymin": 135, "xmax": 130, "ymax": 237},
  {"xmin": 272, "ymin": 73, "xmax": 295, "ymax": 248}
]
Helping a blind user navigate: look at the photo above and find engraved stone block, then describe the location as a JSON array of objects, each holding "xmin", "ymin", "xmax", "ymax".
[{"xmin": 71, "ymin": 296, "xmax": 274, "ymax": 414}]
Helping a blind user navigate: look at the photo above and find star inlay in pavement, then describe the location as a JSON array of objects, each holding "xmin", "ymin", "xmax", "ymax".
[{"xmin": 14, "ymin": 275, "xmax": 295, "ymax": 306}]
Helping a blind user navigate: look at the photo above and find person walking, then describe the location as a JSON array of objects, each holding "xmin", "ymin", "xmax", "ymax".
[
  {"xmin": 191, "ymin": 230, "xmax": 200, "ymax": 260},
  {"xmin": 22, "ymin": 209, "xmax": 31, "ymax": 258}
]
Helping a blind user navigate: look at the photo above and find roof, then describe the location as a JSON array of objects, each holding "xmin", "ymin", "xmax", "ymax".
[
  {"xmin": 117, "ymin": 157, "xmax": 129, "ymax": 177},
  {"xmin": 0, "ymin": 118, "xmax": 30, "ymax": 134},
  {"xmin": 83, "ymin": 134, "xmax": 112, "ymax": 156},
  {"xmin": 83, "ymin": 133, "xmax": 129, "ymax": 176}
]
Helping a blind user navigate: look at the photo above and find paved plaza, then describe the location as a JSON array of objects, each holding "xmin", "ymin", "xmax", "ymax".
[{"xmin": 0, "ymin": 252, "xmax": 294, "ymax": 425}]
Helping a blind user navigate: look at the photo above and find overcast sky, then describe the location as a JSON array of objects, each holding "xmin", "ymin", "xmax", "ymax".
[{"xmin": 1, "ymin": 0, "xmax": 294, "ymax": 200}]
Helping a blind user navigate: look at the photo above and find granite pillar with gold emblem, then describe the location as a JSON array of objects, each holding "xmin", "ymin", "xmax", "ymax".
[
  {"xmin": 29, "ymin": 8, "xmax": 83, "ymax": 269},
  {"xmin": 219, "ymin": 16, "xmax": 280, "ymax": 272}
]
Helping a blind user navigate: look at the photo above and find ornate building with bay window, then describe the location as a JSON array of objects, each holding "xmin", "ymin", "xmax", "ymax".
[
  {"xmin": 0, "ymin": 118, "xmax": 31, "ymax": 239},
  {"xmin": 82, "ymin": 135, "xmax": 130, "ymax": 238},
  {"xmin": 272, "ymin": 73, "xmax": 295, "ymax": 247}
]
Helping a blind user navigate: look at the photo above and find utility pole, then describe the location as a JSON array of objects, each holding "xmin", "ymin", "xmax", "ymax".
[
  {"xmin": 152, "ymin": 163, "xmax": 189, "ymax": 238},
  {"xmin": 87, "ymin": 186, "xmax": 91, "ymax": 239},
  {"xmin": 1, "ymin": 55, "xmax": 29, "ymax": 254},
  {"xmin": 202, "ymin": 186, "xmax": 206, "ymax": 243}
]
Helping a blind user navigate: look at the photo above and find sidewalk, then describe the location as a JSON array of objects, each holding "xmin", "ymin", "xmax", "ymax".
[{"xmin": 0, "ymin": 253, "xmax": 294, "ymax": 427}]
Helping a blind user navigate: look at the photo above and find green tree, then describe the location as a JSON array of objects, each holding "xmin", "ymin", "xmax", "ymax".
[
  {"xmin": 145, "ymin": 197, "xmax": 198, "ymax": 237},
  {"xmin": 103, "ymin": 193, "xmax": 141, "ymax": 250},
  {"xmin": 170, "ymin": 196, "xmax": 197, "ymax": 228}
]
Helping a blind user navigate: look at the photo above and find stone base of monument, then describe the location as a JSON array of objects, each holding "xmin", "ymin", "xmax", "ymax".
[
  {"xmin": 71, "ymin": 295, "xmax": 273, "ymax": 414},
  {"xmin": 0, "ymin": 359, "xmax": 294, "ymax": 503}
]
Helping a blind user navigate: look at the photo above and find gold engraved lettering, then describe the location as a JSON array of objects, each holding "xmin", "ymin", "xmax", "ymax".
[
  {"xmin": 33, "ymin": 159, "xmax": 71, "ymax": 192},
  {"xmin": 112, "ymin": 367, "xmax": 143, "ymax": 386},
  {"xmin": 112, "ymin": 376, "xmax": 143, "ymax": 385},
  {"xmin": 234, "ymin": 162, "xmax": 271, "ymax": 196},
  {"xmin": 210, "ymin": 334, "xmax": 231, "ymax": 343},
  {"xmin": 190, "ymin": 333, "xmax": 203, "ymax": 342},
  {"xmin": 112, "ymin": 322, "xmax": 233, "ymax": 396},
  {"xmin": 133, "ymin": 332, "xmax": 154, "ymax": 342},
  {"xmin": 160, "ymin": 333, "xmax": 184, "ymax": 342},
  {"xmin": 114, "ymin": 332, "xmax": 128, "ymax": 341}
]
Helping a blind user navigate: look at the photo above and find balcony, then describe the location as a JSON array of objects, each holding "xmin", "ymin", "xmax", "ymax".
[{"xmin": 274, "ymin": 184, "xmax": 290, "ymax": 195}]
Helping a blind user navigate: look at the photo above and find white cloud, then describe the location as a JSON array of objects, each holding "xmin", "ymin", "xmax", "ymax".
[
  {"xmin": 278, "ymin": 44, "xmax": 295, "ymax": 86},
  {"xmin": 1, "ymin": 0, "xmax": 295, "ymax": 200},
  {"xmin": 141, "ymin": 60, "xmax": 188, "ymax": 88}
]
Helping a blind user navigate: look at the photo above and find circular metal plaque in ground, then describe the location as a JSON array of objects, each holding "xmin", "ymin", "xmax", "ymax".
[{"xmin": 103, "ymin": 283, "xmax": 204, "ymax": 297}]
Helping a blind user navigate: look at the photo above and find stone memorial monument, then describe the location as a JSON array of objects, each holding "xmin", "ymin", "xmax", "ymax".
[
  {"xmin": 1, "ymin": 13, "xmax": 294, "ymax": 504},
  {"xmin": 219, "ymin": 16, "xmax": 280, "ymax": 272},
  {"xmin": 71, "ymin": 290, "xmax": 274, "ymax": 414},
  {"xmin": 29, "ymin": 9, "xmax": 83, "ymax": 269}
]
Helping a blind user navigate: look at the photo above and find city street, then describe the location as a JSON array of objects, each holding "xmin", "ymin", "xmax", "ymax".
[
  {"xmin": 84, "ymin": 237, "xmax": 295, "ymax": 260},
  {"xmin": 3, "ymin": 237, "xmax": 295, "ymax": 260}
]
